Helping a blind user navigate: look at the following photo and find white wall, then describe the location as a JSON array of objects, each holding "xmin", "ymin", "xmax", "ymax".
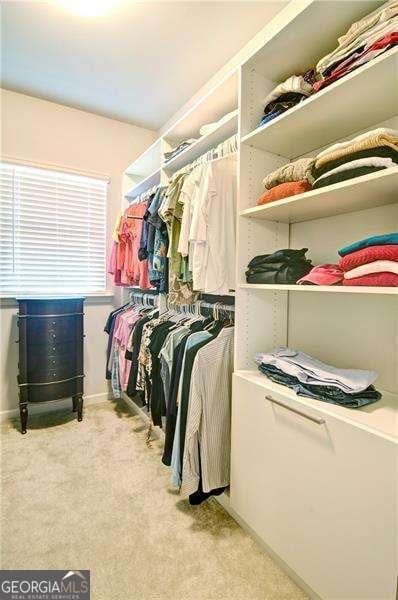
[{"xmin": 0, "ymin": 89, "xmax": 156, "ymax": 417}]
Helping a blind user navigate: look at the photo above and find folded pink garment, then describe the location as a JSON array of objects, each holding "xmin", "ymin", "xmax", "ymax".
[
  {"xmin": 339, "ymin": 244, "xmax": 398, "ymax": 271},
  {"xmin": 342, "ymin": 272, "xmax": 398, "ymax": 286},
  {"xmin": 344, "ymin": 260, "xmax": 398, "ymax": 279}
]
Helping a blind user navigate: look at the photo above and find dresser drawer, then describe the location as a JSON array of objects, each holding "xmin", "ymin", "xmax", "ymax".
[
  {"xmin": 21, "ymin": 315, "xmax": 83, "ymax": 345},
  {"xmin": 21, "ymin": 377, "xmax": 84, "ymax": 403},
  {"xmin": 24, "ymin": 353, "xmax": 80, "ymax": 384},
  {"xmin": 230, "ymin": 372, "xmax": 397, "ymax": 600}
]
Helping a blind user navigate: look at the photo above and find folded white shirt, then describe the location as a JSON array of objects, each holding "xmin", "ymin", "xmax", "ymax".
[
  {"xmin": 344, "ymin": 260, "xmax": 398, "ymax": 279},
  {"xmin": 199, "ymin": 110, "xmax": 236, "ymax": 137},
  {"xmin": 263, "ymin": 75, "xmax": 312, "ymax": 108}
]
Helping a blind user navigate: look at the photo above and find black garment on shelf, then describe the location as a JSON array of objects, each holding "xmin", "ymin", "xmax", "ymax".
[
  {"xmin": 263, "ymin": 92, "xmax": 308, "ymax": 117},
  {"xmin": 311, "ymin": 145, "xmax": 398, "ymax": 180},
  {"xmin": 312, "ymin": 166, "xmax": 388, "ymax": 190},
  {"xmin": 258, "ymin": 363, "xmax": 381, "ymax": 408},
  {"xmin": 245, "ymin": 248, "xmax": 312, "ymax": 285}
]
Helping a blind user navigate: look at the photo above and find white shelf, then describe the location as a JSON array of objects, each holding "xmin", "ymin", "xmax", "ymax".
[
  {"xmin": 239, "ymin": 283, "xmax": 398, "ymax": 295},
  {"xmin": 163, "ymin": 110, "xmax": 238, "ymax": 174},
  {"xmin": 163, "ymin": 70, "xmax": 238, "ymax": 143},
  {"xmin": 235, "ymin": 370, "xmax": 398, "ymax": 442},
  {"xmin": 125, "ymin": 138, "xmax": 162, "ymax": 178},
  {"xmin": 125, "ymin": 168, "xmax": 161, "ymax": 200},
  {"xmin": 240, "ymin": 168, "xmax": 398, "ymax": 223},
  {"xmin": 245, "ymin": 0, "xmax": 379, "ymax": 81},
  {"xmin": 242, "ymin": 48, "xmax": 398, "ymax": 158}
]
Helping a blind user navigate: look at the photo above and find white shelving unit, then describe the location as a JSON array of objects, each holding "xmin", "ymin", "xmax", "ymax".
[
  {"xmin": 233, "ymin": 2, "xmax": 397, "ymax": 599},
  {"xmin": 121, "ymin": 2, "xmax": 397, "ymax": 598}
]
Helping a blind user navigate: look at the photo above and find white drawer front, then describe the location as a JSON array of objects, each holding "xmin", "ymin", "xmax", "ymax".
[{"xmin": 230, "ymin": 373, "xmax": 397, "ymax": 600}]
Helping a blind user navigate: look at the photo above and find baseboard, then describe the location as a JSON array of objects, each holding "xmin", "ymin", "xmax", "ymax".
[{"xmin": 0, "ymin": 392, "xmax": 109, "ymax": 422}]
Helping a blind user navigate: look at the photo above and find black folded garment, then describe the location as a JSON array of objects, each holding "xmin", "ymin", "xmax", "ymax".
[
  {"xmin": 258, "ymin": 363, "xmax": 381, "ymax": 408},
  {"xmin": 246, "ymin": 248, "xmax": 312, "ymax": 284},
  {"xmin": 263, "ymin": 92, "xmax": 308, "ymax": 117},
  {"xmin": 312, "ymin": 166, "xmax": 387, "ymax": 190}
]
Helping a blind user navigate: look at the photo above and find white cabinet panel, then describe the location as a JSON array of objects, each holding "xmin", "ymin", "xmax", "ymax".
[{"xmin": 230, "ymin": 373, "xmax": 397, "ymax": 600}]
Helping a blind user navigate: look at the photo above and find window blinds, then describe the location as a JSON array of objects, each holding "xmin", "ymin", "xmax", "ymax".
[{"xmin": 0, "ymin": 163, "xmax": 107, "ymax": 294}]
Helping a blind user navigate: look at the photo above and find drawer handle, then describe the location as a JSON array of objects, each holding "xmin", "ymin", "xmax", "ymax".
[{"xmin": 265, "ymin": 394, "xmax": 325, "ymax": 425}]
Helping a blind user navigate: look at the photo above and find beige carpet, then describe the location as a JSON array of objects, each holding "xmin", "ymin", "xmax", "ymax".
[{"xmin": 1, "ymin": 401, "xmax": 307, "ymax": 600}]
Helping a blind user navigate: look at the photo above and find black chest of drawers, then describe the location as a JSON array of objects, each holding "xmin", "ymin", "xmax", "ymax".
[{"xmin": 17, "ymin": 297, "xmax": 85, "ymax": 434}]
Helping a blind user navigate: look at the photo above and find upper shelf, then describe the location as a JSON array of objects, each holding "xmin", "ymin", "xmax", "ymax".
[
  {"xmin": 163, "ymin": 110, "xmax": 238, "ymax": 174},
  {"xmin": 241, "ymin": 47, "xmax": 398, "ymax": 158},
  {"xmin": 125, "ymin": 168, "xmax": 160, "ymax": 200},
  {"xmin": 245, "ymin": 0, "xmax": 379, "ymax": 82},
  {"xmin": 163, "ymin": 70, "xmax": 238, "ymax": 144},
  {"xmin": 240, "ymin": 168, "xmax": 398, "ymax": 223},
  {"xmin": 125, "ymin": 138, "xmax": 162, "ymax": 178}
]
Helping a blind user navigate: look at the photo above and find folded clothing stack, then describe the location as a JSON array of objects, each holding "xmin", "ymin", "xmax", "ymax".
[
  {"xmin": 314, "ymin": 0, "xmax": 398, "ymax": 91},
  {"xmin": 199, "ymin": 110, "xmax": 236, "ymax": 136},
  {"xmin": 245, "ymin": 248, "xmax": 312, "ymax": 284},
  {"xmin": 257, "ymin": 158, "xmax": 314, "ymax": 205},
  {"xmin": 339, "ymin": 232, "xmax": 398, "ymax": 286},
  {"xmin": 259, "ymin": 75, "xmax": 313, "ymax": 127},
  {"xmin": 308, "ymin": 128, "xmax": 398, "ymax": 190},
  {"xmin": 164, "ymin": 138, "xmax": 197, "ymax": 162},
  {"xmin": 255, "ymin": 347, "xmax": 381, "ymax": 408}
]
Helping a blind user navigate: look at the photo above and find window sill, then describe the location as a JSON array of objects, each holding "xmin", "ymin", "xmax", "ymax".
[{"xmin": 0, "ymin": 291, "xmax": 114, "ymax": 307}]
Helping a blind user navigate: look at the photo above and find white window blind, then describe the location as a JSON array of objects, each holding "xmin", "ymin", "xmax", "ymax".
[{"xmin": 0, "ymin": 162, "xmax": 107, "ymax": 294}]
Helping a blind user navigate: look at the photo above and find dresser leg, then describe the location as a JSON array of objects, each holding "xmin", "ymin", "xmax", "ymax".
[
  {"xmin": 20, "ymin": 403, "xmax": 28, "ymax": 434},
  {"xmin": 76, "ymin": 395, "xmax": 83, "ymax": 422},
  {"xmin": 72, "ymin": 396, "xmax": 78, "ymax": 412}
]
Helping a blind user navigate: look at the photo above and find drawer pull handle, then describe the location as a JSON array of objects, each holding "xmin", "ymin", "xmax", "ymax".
[{"xmin": 265, "ymin": 394, "xmax": 325, "ymax": 425}]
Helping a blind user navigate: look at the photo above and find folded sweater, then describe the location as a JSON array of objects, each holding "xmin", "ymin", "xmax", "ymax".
[
  {"xmin": 314, "ymin": 128, "xmax": 398, "ymax": 172},
  {"xmin": 257, "ymin": 180, "xmax": 311, "ymax": 205},
  {"xmin": 343, "ymin": 272, "xmax": 398, "ymax": 286},
  {"xmin": 262, "ymin": 158, "xmax": 314, "ymax": 189},
  {"xmin": 312, "ymin": 165, "xmax": 386, "ymax": 190},
  {"xmin": 339, "ymin": 232, "xmax": 398, "ymax": 256},
  {"xmin": 310, "ymin": 144, "xmax": 398, "ymax": 181},
  {"xmin": 339, "ymin": 244, "xmax": 398, "ymax": 270}
]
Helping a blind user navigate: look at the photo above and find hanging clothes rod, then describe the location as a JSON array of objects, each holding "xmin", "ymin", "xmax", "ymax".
[{"xmin": 173, "ymin": 133, "xmax": 238, "ymax": 177}]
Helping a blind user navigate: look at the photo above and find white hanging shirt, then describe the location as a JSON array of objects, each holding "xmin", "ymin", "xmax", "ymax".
[{"xmin": 192, "ymin": 155, "xmax": 236, "ymax": 295}]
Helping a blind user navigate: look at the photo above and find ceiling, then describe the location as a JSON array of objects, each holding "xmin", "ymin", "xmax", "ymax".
[{"xmin": 1, "ymin": 1, "xmax": 285, "ymax": 131}]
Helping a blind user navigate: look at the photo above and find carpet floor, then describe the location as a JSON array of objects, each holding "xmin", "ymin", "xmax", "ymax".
[{"xmin": 1, "ymin": 401, "xmax": 307, "ymax": 600}]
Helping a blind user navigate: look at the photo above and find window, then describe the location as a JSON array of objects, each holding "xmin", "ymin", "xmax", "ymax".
[{"xmin": 0, "ymin": 162, "xmax": 107, "ymax": 295}]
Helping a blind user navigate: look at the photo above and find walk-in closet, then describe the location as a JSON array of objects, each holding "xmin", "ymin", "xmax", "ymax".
[{"xmin": 1, "ymin": 1, "xmax": 397, "ymax": 599}]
